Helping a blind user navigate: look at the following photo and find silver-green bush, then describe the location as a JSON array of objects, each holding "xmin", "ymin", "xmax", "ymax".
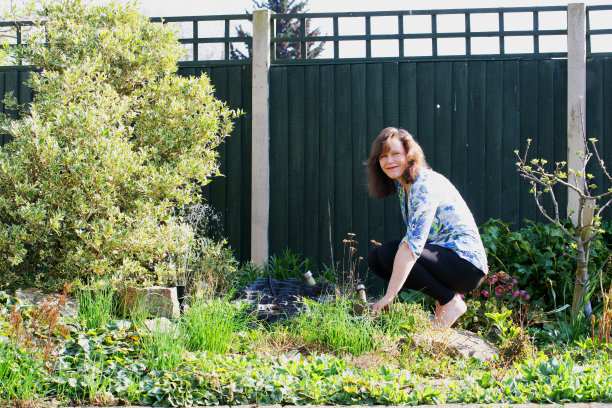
[{"xmin": 0, "ymin": 1, "xmax": 235, "ymax": 290}]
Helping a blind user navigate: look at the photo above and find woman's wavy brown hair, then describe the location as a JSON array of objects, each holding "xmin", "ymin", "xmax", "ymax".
[{"xmin": 366, "ymin": 127, "xmax": 428, "ymax": 199}]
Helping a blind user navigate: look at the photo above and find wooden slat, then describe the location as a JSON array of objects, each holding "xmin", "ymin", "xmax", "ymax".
[
  {"xmin": 318, "ymin": 65, "xmax": 335, "ymax": 267},
  {"xmin": 365, "ymin": 63, "xmax": 385, "ymax": 245},
  {"xmin": 398, "ymin": 62, "xmax": 418, "ymax": 133},
  {"xmin": 433, "ymin": 61, "xmax": 452, "ymax": 178},
  {"xmin": 350, "ymin": 63, "xmax": 369, "ymax": 277},
  {"xmin": 586, "ymin": 58, "xmax": 604, "ymax": 222},
  {"xmin": 268, "ymin": 66, "xmax": 289, "ymax": 257},
  {"xmin": 382, "ymin": 63, "xmax": 401, "ymax": 241},
  {"xmin": 552, "ymin": 60, "xmax": 568, "ymax": 220},
  {"xmin": 500, "ymin": 60, "xmax": 521, "ymax": 225},
  {"xmin": 518, "ymin": 60, "xmax": 540, "ymax": 224},
  {"xmin": 537, "ymin": 60, "xmax": 556, "ymax": 219},
  {"xmin": 466, "ymin": 61, "xmax": 486, "ymax": 225},
  {"xmin": 484, "ymin": 61, "xmax": 503, "ymax": 221},
  {"xmin": 416, "ymin": 62, "xmax": 435, "ymax": 165},
  {"xmin": 601, "ymin": 58, "xmax": 612, "ymax": 220},
  {"xmin": 303, "ymin": 65, "xmax": 320, "ymax": 264},
  {"xmin": 287, "ymin": 65, "xmax": 306, "ymax": 254},
  {"xmin": 333, "ymin": 63, "xmax": 352, "ymax": 263},
  {"xmin": 450, "ymin": 61, "xmax": 468, "ymax": 197},
  {"xmin": 225, "ymin": 66, "xmax": 243, "ymax": 260},
  {"xmin": 198, "ymin": 67, "xmax": 213, "ymax": 205},
  {"xmin": 240, "ymin": 65, "xmax": 253, "ymax": 261},
  {"xmin": 18, "ymin": 70, "xmax": 32, "ymax": 114},
  {"xmin": 209, "ymin": 67, "xmax": 229, "ymax": 234}
]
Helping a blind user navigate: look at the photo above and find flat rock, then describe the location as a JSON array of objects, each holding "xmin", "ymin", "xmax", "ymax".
[
  {"xmin": 410, "ymin": 328, "xmax": 498, "ymax": 362},
  {"xmin": 119, "ymin": 286, "xmax": 179, "ymax": 319},
  {"xmin": 14, "ymin": 288, "xmax": 77, "ymax": 319}
]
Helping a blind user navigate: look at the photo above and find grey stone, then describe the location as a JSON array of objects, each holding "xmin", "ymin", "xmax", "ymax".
[
  {"xmin": 14, "ymin": 287, "xmax": 77, "ymax": 319},
  {"xmin": 144, "ymin": 317, "xmax": 177, "ymax": 336},
  {"xmin": 119, "ymin": 286, "xmax": 179, "ymax": 319},
  {"xmin": 410, "ymin": 327, "xmax": 498, "ymax": 362}
]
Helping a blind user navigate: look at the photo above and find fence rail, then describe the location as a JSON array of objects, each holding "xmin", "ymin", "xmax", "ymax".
[{"xmin": 1, "ymin": 5, "xmax": 612, "ymax": 67}]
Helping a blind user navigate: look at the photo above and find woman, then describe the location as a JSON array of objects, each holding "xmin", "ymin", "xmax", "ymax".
[{"xmin": 366, "ymin": 127, "xmax": 488, "ymax": 329}]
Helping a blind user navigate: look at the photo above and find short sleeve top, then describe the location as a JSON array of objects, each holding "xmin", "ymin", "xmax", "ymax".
[{"xmin": 398, "ymin": 168, "xmax": 488, "ymax": 274}]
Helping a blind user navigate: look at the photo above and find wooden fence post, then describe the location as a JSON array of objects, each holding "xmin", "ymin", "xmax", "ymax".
[
  {"xmin": 251, "ymin": 9, "xmax": 272, "ymax": 265},
  {"xmin": 567, "ymin": 3, "xmax": 587, "ymax": 224}
]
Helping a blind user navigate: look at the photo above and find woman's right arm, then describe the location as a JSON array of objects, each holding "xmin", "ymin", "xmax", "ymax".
[{"xmin": 372, "ymin": 242, "xmax": 415, "ymax": 314}]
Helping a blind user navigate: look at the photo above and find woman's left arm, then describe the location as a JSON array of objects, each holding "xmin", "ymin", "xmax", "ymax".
[{"xmin": 372, "ymin": 242, "xmax": 415, "ymax": 314}]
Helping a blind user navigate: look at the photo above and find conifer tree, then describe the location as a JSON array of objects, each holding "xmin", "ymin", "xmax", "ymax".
[{"xmin": 230, "ymin": 0, "xmax": 324, "ymax": 60}]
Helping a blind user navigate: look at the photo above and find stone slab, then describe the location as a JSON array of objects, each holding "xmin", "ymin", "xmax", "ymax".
[{"xmin": 119, "ymin": 286, "xmax": 179, "ymax": 319}]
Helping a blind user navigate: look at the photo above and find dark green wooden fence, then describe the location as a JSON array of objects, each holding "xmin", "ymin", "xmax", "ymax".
[{"xmin": 267, "ymin": 57, "xmax": 610, "ymax": 271}]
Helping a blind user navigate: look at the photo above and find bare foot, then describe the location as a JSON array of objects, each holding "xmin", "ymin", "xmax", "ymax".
[{"xmin": 432, "ymin": 294, "xmax": 467, "ymax": 330}]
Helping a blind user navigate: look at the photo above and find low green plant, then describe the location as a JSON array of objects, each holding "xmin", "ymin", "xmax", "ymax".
[
  {"xmin": 486, "ymin": 310, "xmax": 531, "ymax": 363},
  {"xmin": 192, "ymin": 237, "xmax": 240, "ymax": 296}
]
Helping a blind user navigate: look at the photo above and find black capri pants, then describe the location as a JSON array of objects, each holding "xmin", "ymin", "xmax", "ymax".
[{"xmin": 367, "ymin": 240, "xmax": 485, "ymax": 305}]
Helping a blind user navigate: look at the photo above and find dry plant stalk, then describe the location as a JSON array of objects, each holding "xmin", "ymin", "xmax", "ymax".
[
  {"xmin": 342, "ymin": 233, "xmax": 364, "ymax": 292},
  {"xmin": 8, "ymin": 285, "xmax": 72, "ymax": 370},
  {"xmin": 598, "ymin": 281, "xmax": 612, "ymax": 342}
]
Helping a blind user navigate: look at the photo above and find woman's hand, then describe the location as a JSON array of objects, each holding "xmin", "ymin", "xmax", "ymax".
[{"xmin": 371, "ymin": 294, "xmax": 394, "ymax": 315}]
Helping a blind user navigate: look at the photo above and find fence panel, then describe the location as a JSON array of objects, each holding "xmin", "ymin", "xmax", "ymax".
[
  {"xmin": 177, "ymin": 65, "xmax": 252, "ymax": 263},
  {"xmin": 267, "ymin": 57, "xmax": 612, "ymax": 274}
]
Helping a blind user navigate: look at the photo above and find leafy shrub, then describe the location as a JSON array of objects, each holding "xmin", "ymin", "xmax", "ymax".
[
  {"xmin": 458, "ymin": 270, "xmax": 535, "ymax": 335},
  {"xmin": 480, "ymin": 219, "xmax": 611, "ymax": 310},
  {"xmin": 0, "ymin": 1, "xmax": 235, "ymax": 290}
]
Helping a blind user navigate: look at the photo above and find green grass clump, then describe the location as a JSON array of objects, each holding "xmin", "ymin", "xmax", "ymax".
[
  {"xmin": 76, "ymin": 283, "xmax": 116, "ymax": 330},
  {"xmin": 181, "ymin": 296, "xmax": 253, "ymax": 354},
  {"xmin": 0, "ymin": 342, "xmax": 47, "ymax": 404},
  {"xmin": 285, "ymin": 297, "xmax": 380, "ymax": 355}
]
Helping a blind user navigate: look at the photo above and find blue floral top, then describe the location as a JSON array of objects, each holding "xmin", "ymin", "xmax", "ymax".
[{"xmin": 398, "ymin": 168, "xmax": 488, "ymax": 274}]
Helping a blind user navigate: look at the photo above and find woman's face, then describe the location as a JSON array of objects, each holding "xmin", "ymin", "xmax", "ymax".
[{"xmin": 378, "ymin": 136, "xmax": 408, "ymax": 182}]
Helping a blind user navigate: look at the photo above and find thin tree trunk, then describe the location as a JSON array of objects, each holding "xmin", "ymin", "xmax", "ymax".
[{"xmin": 571, "ymin": 242, "xmax": 590, "ymax": 320}]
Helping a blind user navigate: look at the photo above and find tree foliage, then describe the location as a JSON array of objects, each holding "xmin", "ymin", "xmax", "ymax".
[
  {"xmin": 515, "ymin": 136, "xmax": 612, "ymax": 320},
  {"xmin": 230, "ymin": 0, "xmax": 325, "ymax": 60},
  {"xmin": 0, "ymin": 1, "xmax": 236, "ymax": 290}
]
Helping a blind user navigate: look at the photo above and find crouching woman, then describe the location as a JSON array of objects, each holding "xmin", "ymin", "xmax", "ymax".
[{"xmin": 366, "ymin": 127, "xmax": 488, "ymax": 329}]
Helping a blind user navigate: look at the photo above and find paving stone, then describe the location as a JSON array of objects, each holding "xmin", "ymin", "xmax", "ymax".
[
  {"xmin": 14, "ymin": 287, "xmax": 77, "ymax": 318},
  {"xmin": 410, "ymin": 327, "xmax": 498, "ymax": 362}
]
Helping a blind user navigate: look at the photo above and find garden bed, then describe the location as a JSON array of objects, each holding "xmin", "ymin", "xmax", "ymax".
[{"xmin": 1, "ymin": 285, "xmax": 612, "ymax": 408}]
